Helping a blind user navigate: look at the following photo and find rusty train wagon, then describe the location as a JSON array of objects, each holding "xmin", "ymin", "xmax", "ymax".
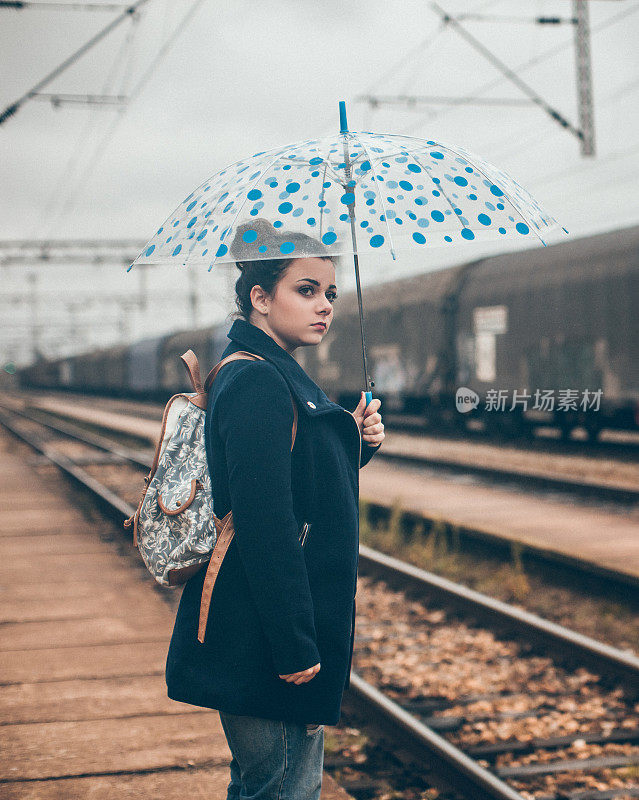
[
  {"xmin": 17, "ymin": 225, "xmax": 638, "ymax": 439},
  {"xmin": 300, "ymin": 224, "xmax": 639, "ymax": 439},
  {"xmin": 296, "ymin": 263, "xmax": 460, "ymax": 416},
  {"xmin": 158, "ymin": 317, "xmax": 234, "ymax": 396}
]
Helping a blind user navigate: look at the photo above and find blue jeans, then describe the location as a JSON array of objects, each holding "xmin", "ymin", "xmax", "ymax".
[{"xmin": 218, "ymin": 710, "xmax": 325, "ymax": 800}]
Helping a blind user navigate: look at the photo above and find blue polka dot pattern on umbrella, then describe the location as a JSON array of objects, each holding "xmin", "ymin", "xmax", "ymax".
[
  {"xmin": 280, "ymin": 241, "xmax": 295, "ymax": 254},
  {"xmin": 129, "ymin": 129, "xmax": 561, "ymax": 269}
]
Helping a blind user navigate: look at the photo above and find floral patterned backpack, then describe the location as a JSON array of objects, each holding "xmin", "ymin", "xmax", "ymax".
[{"xmin": 124, "ymin": 349, "xmax": 298, "ymax": 643}]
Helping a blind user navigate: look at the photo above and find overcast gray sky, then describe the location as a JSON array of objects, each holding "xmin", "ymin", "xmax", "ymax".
[{"xmin": 1, "ymin": 0, "xmax": 638, "ymax": 363}]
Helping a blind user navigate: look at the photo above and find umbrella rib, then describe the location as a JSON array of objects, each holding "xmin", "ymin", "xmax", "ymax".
[
  {"xmin": 427, "ymin": 139, "xmax": 546, "ymax": 230},
  {"xmin": 405, "ymin": 149, "xmax": 468, "ymax": 237},
  {"xmin": 403, "ymin": 138, "xmax": 552, "ymax": 243},
  {"xmin": 142, "ymin": 144, "xmax": 292, "ymax": 270},
  {"xmin": 318, "ymin": 161, "xmax": 329, "ymax": 241},
  {"xmin": 208, "ymin": 150, "xmax": 291, "ymax": 270},
  {"xmin": 349, "ymin": 131, "xmax": 397, "ymax": 259},
  {"xmin": 184, "ymin": 184, "xmax": 239, "ymax": 267},
  {"xmin": 315, "ymin": 145, "xmax": 354, "ymax": 188}
]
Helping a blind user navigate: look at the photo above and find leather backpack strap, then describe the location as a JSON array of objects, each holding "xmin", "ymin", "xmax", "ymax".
[
  {"xmin": 204, "ymin": 350, "xmax": 263, "ymax": 392},
  {"xmin": 204, "ymin": 351, "xmax": 297, "ymax": 449},
  {"xmin": 197, "ymin": 351, "xmax": 298, "ymax": 644},
  {"xmin": 180, "ymin": 350, "xmax": 207, "ymax": 409}
]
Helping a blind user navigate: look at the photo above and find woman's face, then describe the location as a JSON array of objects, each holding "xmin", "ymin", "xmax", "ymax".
[{"xmin": 249, "ymin": 257, "xmax": 337, "ymax": 354}]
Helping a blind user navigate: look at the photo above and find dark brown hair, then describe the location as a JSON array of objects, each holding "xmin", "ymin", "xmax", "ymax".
[{"xmin": 230, "ymin": 218, "xmax": 334, "ymax": 322}]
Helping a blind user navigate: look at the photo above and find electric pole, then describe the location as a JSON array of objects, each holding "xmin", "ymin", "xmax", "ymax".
[{"xmin": 573, "ymin": 0, "xmax": 596, "ymax": 156}]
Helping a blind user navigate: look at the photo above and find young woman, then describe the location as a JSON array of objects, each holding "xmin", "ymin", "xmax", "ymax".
[{"xmin": 165, "ymin": 218, "xmax": 385, "ymax": 800}]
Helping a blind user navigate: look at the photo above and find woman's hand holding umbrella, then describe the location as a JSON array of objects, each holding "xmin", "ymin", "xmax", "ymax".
[{"xmin": 353, "ymin": 393, "xmax": 385, "ymax": 447}]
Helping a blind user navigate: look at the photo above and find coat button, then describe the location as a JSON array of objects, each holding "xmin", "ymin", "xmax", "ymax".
[{"xmin": 307, "ymin": 401, "xmax": 316, "ymax": 409}]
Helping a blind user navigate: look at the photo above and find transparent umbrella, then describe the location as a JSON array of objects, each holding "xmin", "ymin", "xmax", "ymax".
[{"xmin": 129, "ymin": 101, "xmax": 568, "ymax": 402}]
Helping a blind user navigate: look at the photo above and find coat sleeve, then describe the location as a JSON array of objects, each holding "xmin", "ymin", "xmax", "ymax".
[
  {"xmin": 360, "ymin": 441, "xmax": 382, "ymax": 469},
  {"xmin": 214, "ymin": 361, "xmax": 321, "ymax": 676}
]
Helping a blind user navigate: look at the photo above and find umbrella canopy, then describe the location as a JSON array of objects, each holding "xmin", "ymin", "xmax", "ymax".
[
  {"xmin": 128, "ymin": 102, "xmax": 567, "ymax": 400},
  {"xmin": 129, "ymin": 108, "xmax": 566, "ymax": 273}
]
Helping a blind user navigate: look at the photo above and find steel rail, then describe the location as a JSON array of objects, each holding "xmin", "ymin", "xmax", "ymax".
[
  {"xmin": 3, "ymin": 403, "xmax": 152, "ymax": 469},
  {"xmin": 358, "ymin": 544, "xmax": 639, "ymax": 688},
  {"xmin": 373, "ymin": 448, "xmax": 639, "ymax": 506}
]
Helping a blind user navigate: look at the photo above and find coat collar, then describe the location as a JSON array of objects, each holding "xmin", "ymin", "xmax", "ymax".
[{"xmin": 222, "ymin": 318, "xmax": 344, "ymax": 417}]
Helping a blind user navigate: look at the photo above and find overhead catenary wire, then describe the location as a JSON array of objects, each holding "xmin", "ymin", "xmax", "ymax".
[
  {"xmin": 44, "ymin": 0, "xmax": 206, "ymax": 236},
  {"xmin": 0, "ymin": 0, "xmax": 151, "ymax": 125},
  {"xmin": 0, "ymin": 2, "xmax": 131, "ymax": 9},
  {"xmin": 472, "ymin": 64, "xmax": 639, "ymax": 162},
  {"xmin": 36, "ymin": 10, "xmax": 142, "ymax": 239},
  {"xmin": 393, "ymin": 0, "xmax": 639, "ymax": 138},
  {"xmin": 481, "ymin": 75, "xmax": 639, "ymax": 189},
  {"xmin": 357, "ymin": 0, "xmax": 501, "ymax": 131}
]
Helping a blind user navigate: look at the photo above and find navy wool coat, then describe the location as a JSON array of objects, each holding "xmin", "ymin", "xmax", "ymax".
[{"xmin": 165, "ymin": 318, "xmax": 381, "ymax": 725}]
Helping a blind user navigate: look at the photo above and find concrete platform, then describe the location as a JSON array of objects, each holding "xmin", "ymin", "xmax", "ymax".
[
  {"xmin": 360, "ymin": 460, "xmax": 639, "ymax": 582},
  {"xmin": 0, "ymin": 430, "xmax": 353, "ymax": 800}
]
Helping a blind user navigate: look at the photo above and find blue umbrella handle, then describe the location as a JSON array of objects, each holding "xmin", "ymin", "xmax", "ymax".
[{"xmin": 364, "ymin": 390, "xmax": 372, "ymax": 407}]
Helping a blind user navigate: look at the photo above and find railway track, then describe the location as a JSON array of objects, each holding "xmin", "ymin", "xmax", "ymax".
[
  {"xmin": 9, "ymin": 395, "xmax": 639, "ymax": 602},
  {"xmin": 15, "ymin": 392, "xmax": 639, "ymax": 506},
  {"xmin": 384, "ymin": 413, "xmax": 639, "ymax": 461},
  {"xmin": 2, "ymin": 403, "xmax": 638, "ymax": 799},
  {"xmin": 373, "ymin": 447, "xmax": 639, "ymax": 507}
]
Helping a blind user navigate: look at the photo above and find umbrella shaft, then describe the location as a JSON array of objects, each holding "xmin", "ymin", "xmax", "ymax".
[
  {"xmin": 341, "ymin": 134, "xmax": 371, "ymax": 396},
  {"xmin": 351, "ymin": 248, "xmax": 371, "ymax": 396}
]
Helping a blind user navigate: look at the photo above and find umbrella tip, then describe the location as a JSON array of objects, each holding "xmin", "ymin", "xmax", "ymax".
[
  {"xmin": 126, "ymin": 263, "xmax": 134, "ymax": 272},
  {"xmin": 562, "ymin": 226, "xmax": 569, "ymax": 235},
  {"xmin": 339, "ymin": 100, "xmax": 348, "ymax": 134}
]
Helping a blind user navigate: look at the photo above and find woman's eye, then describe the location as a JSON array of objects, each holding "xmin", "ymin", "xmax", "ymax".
[{"xmin": 300, "ymin": 286, "xmax": 338, "ymax": 303}]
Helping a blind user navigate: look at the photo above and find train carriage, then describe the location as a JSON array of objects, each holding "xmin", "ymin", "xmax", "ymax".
[{"xmin": 17, "ymin": 225, "xmax": 639, "ymax": 439}]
